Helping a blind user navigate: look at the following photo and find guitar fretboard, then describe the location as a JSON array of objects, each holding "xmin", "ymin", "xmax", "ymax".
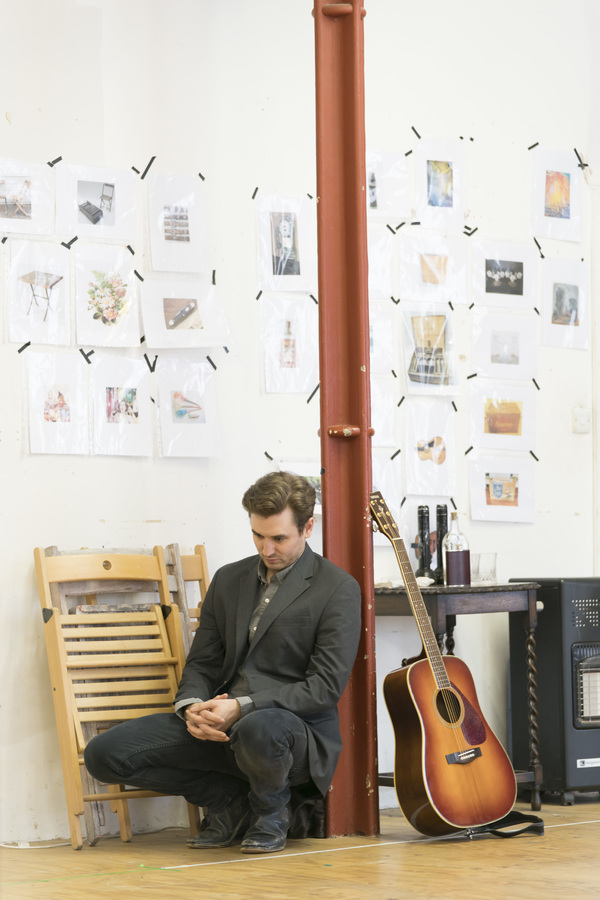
[{"xmin": 370, "ymin": 491, "xmax": 450, "ymax": 690}]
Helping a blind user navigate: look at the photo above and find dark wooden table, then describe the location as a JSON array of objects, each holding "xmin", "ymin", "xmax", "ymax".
[{"xmin": 375, "ymin": 581, "xmax": 543, "ymax": 810}]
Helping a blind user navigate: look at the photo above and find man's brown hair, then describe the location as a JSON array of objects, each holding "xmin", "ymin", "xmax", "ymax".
[{"xmin": 242, "ymin": 471, "xmax": 316, "ymax": 532}]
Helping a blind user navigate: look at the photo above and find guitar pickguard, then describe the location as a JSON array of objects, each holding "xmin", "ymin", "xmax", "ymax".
[{"xmin": 452, "ymin": 682, "xmax": 487, "ymax": 745}]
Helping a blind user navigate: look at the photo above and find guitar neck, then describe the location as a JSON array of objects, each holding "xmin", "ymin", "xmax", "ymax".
[{"xmin": 388, "ymin": 536, "xmax": 450, "ymax": 688}]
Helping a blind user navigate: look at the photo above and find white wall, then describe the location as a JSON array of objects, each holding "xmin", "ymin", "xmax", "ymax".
[{"xmin": 0, "ymin": 0, "xmax": 597, "ymax": 841}]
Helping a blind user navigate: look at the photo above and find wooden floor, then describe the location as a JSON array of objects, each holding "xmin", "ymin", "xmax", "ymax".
[{"xmin": 2, "ymin": 795, "xmax": 599, "ymax": 900}]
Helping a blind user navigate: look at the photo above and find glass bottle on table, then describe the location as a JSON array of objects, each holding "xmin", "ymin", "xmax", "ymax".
[
  {"xmin": 433, "ymin": 504, "xmax": 448, "ymax": 585},
  {"xmin": 442, "ymin": 510, "xmax": 471, "ymax": 586},
  {"xmin": 415, "ymin": 505, "xmax": 434, "ymax": 581}
]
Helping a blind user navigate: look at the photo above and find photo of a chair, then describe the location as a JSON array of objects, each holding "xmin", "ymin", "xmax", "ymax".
[
  {"xmin": 10, "ymin": 179, "xmax": 31, "ymax": 218},
  {"xmin": 0, "ymin": 179, "xmax": 8, "ymax": 215},
  {"xmin": 99, "ymin": 183, "xmax": 114, "ymax": 212}
]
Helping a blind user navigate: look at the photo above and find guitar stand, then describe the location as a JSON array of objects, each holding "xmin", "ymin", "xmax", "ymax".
[{"xmin": 465, "ymin": 810, "xmax": 544, "ymax": 839}]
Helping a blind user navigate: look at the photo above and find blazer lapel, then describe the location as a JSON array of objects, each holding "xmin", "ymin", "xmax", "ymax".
[{"xmin": 231, "ymin": 563, "xmax": 261, "ymax": 664}]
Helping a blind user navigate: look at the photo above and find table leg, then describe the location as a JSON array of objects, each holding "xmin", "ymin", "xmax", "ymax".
[
  {"xmin": 26, "ymin": 283, "xmax": 36, "ymax": 316},
  {"xmin": 525, "ymin": 623, "xmax": 543, "ymax": 811}
]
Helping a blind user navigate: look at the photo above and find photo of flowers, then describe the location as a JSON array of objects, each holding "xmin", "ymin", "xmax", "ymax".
[
  {"xmin": 75, "ymin": 245, "xmax": 139, "ymax": 347},
  {"xmin": 87, "ymin": 270, "xmax": 129, "ymax": 326}
]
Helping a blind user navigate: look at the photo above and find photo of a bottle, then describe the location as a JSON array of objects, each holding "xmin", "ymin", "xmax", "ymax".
[{"xmin": 280, "ymin": 320, "xmax": 297, "ymax": 368}]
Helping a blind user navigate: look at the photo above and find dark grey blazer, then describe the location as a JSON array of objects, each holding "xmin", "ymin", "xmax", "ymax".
[{"xmin": 175, "ymin": 544, "xmax": 362, "ymax": 795}]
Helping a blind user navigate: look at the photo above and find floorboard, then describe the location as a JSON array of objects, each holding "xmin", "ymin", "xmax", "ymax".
[{"xmin": 1, "ymin": 796, "xmax": 599, "ymax": 900}]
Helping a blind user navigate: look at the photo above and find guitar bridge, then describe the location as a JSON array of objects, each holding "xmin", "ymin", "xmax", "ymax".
[{"xmin": 446, "ymin": 747, "xmax": 482, "ymax": 766}]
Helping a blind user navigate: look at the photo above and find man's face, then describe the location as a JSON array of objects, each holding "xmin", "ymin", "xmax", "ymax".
[{"xmin": 250, "ymin": 506, "xmax": 314, "ymax": 578}]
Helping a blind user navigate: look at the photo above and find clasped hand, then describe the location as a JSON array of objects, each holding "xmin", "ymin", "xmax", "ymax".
[{"xmin": 184, "ymin": 694, "xmax": 241, "ymax": 742}]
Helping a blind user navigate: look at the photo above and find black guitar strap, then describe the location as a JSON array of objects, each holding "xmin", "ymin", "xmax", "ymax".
[{"xmin": 466, "ymin": 810, "xmax": 544, "ymax": 839}]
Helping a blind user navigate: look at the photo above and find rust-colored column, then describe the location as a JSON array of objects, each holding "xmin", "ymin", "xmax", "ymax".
[{"xmin": 313, "ymin": 1, "xmax": 378, "ymax": 836}]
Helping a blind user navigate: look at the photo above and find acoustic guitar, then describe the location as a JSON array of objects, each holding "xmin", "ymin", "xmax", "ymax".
[{"xmin": 370, "ymin": 491, "xmax": 517, "ymax": 837}]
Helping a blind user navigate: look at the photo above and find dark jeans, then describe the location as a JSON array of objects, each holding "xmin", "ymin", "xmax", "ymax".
[{"xmin": 84, "ymin": 708, "xmax": 312, "ymax": 815}]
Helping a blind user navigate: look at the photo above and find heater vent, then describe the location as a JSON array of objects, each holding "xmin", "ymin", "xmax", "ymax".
[
  {"xmin": 571, "ymin": 597, "xmax": 600, "ymax": 629},
  {"xmin": 572, "ymin": 643, "xmax": 600, "ymax": 728}
]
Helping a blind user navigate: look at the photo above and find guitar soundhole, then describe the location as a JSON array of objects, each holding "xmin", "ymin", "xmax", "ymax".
[{"xmin": 435, "ymin": 688, "xmax": 461, "ymax": 724}]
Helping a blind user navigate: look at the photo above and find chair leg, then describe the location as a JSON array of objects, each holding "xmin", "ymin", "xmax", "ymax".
[
  {"xmin": 187, "ymin": 802, "xmax": 202, "ymax": 835},
  {"xmin": 108, "ymin": 784, "xmax": 133, "ymax": 843},
  {"xmin": 68, "ymin": 813, "xmax": 84, "ymax": 850}
]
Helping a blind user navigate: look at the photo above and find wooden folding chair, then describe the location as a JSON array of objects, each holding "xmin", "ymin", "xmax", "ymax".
[
  {"xmin": 164, "ymin": 543, "xmax": 210, "ymax": 655},
  {"xmin": 34, "ymin": 546, "xmax": 201, "ymax": 849}
]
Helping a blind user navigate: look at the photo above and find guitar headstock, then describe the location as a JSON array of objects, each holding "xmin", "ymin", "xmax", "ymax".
[{"xmin": 369, "ymin": 491, "xmax": 400, "ymax": 543}]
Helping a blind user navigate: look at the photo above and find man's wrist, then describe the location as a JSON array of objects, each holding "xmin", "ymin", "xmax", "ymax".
[
  {"xmin": 235, "ymin": 696, "xmax": 255, "ymax": 717},
  {"xmin": 174, "ymin": 697, "xmax": 204, "ymax": 720}
]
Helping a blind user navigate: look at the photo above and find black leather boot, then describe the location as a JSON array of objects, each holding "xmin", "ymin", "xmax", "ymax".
[
  {"xmin": 240, "ymin": 805, "xmax": 291, "ymax": 854},
  {"xmin": 187, "ymin": 793, "xmax": 251, "ymax": 849}
]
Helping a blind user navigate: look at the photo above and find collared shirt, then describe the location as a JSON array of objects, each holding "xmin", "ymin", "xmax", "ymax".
[{"xmin": 174, "ymin": 556, "xmax": 298, "ymax": 719}]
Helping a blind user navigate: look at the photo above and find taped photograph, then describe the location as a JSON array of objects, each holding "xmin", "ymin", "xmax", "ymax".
[
  {"xmin": 75, "ymin": 244, "xmax": 139, "ymax": 348},
  {"xmin": 156, "ymin": 357, "xmax": 219, "ymax": 458},
  {"xmin": 92, "ymin": 356, "xmax": 152, "ymax": 456},
  {"xmin": 415, "ymin": 138, "xmax": 466, "ymax": 230},
  {"xmin": 541, "ymin": 257, "xmax": 589, "ymax": 350},
  {"xmin": 56, "ymin": 163, "xmax": 137, "ymax": 241},
  {"xmin": 147, "ymin": 172, "xmax": 211, "ymax": 274},
  {"xmin": 469, "ymin": 381, "xmax": 536, "ymax": 452},
  {"xmin": 471, "ymin": 311, "xmax": 538, "ymax": 380},
  {"xmin": 532, "ymin": 149, "xmax": 582, "ymax": 243},
  {"xmin": 366, "ymin": 149, "xmax": 411, "ymax": 220},
  {"xmin": 397, "ymin": 231, "xmax": 468, "ymax": 305},
  {"xmin": 8, "ymin": 240, "xmax": 70, "ymax": 345},
  {"xmin": 256, "ymin": 194, "xmax": 317, "ymax": 293},
  {"xmin": 404, "ymin": 398, "xmax": 456, "ymax": 497},
  {"xmin": 0, "ymin": 158, "xmax": 54, "ymax": 235},
  {"xmin": 471, "ymin": 240, "xmax": 538, "ymax": 311},
  {"xmin": 261, "ymin": 295, "xmax": 319, "ymax": 394},
  {"xmin": 140, "ymin": 280, "xmax": 229, "ymax": 349},
  {"xmin": 469, "ymin": 454, "xmax": 535, "ymax": 523},
  {"xmin": 27, "ymin": 350, "xmax": 90, "ymax": 455},
  {"xmin": 402, "ymin": 305, "xmax": 458, "ymax": 396}
]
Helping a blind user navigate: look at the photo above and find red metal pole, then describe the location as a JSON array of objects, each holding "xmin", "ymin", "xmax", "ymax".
[{"xmin": 313, "ymin": 1, "xmax": 378, "ymax": 836}]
